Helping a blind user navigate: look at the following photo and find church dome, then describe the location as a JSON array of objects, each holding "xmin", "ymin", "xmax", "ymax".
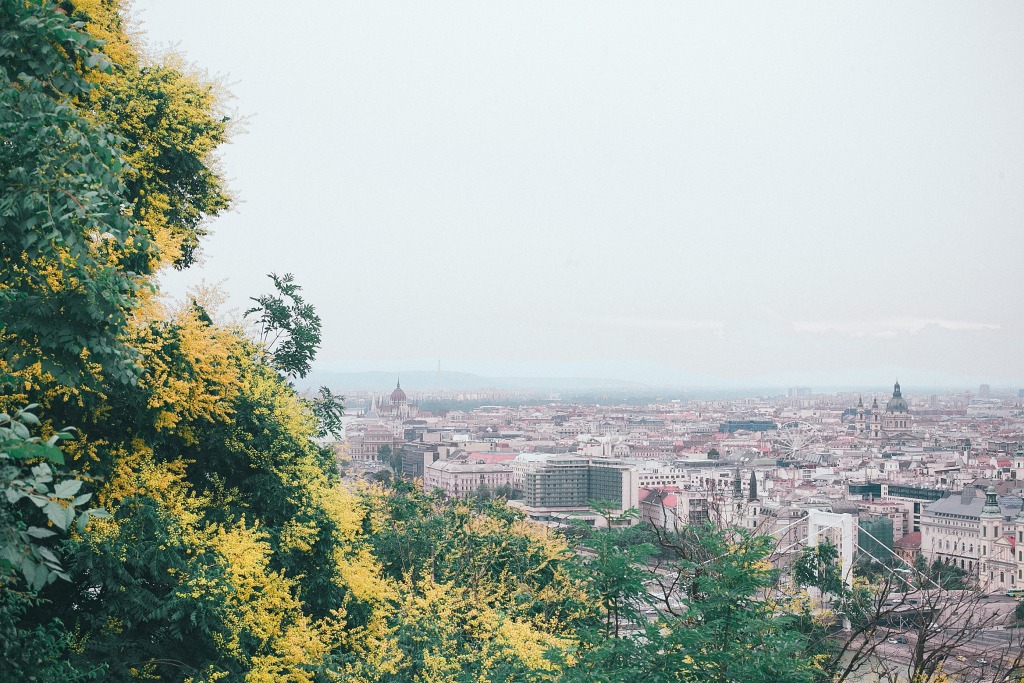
[
  {"xmin": 390, "ymin": 380, "xmax": 407, "ymax": 404},
  {"xmin": 885, "ymin": 381, "xmax": 908, "ymax": 413}
]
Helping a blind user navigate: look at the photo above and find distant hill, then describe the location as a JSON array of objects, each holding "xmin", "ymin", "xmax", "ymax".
[{"xmin": 296, "ymin": 370, "xmax": 647, "ymax": 393}]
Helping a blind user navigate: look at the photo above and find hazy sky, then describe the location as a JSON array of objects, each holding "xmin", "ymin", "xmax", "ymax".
[{"xmin": 139, "ymin": 1, "xmax": 1024, "ymax": 388}]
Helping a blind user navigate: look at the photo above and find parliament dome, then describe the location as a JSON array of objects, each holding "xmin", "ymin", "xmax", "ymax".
[{"xmin": 390, "ymin": 380, "xmax": 407, "ymax": 404}]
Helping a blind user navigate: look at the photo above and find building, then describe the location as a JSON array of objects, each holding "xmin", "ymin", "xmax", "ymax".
[
  {"xmin": 345, "ymin": 424, "xmax": 398, "ymax": 462},
  {"xmin": 719, "ymin": 420, "xmax": 777, "ymax": 434},
  {"xmin": 423, "ymin": 457, "xmax": 512, "ymax": 498},
  {"xmin": 364, "ymin": 379, "xmax": 418, "ymax": 421},
  {"xmin": 510, "ymin": 455, "xmax": 639, "ymax": 526},
  {"xmin": 852, "ymin": 382, "xmax": 913, "ymax": 441},
  {"xmin": 919, "ymin": 484, "xmax": 1024, "ymax": 592}
]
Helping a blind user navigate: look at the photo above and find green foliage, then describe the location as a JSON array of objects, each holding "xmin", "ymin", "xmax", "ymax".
[
  {"xmin": 923, "ymin": 557, "xmax": 969, "ymax": 590},
  {"xmin": 245, "ymin": 272, "xmax": 322, "ymax": 380},
  {"xmin": 793, "ymin": 541, "xmax": 845, "ymax": 597},
  {"xmin": 1, "ymin": 405, "xmax": 107, "ymax": 591},
  {"xmin": 0, "ymin": 0, "xmax": 150, "ymax": 386},
  {"xmin": 0, "ymin": 572, "xmax": 106, "ymax": 683},
  {"xmin": 565, "ymin": 523, "xmax": 827, "ymax": 683},
  {"xmin": 0, "ymin": 405, "xmax": 107, "ymax": 682},
  {"xmin": 311, "ymin": 385, "xmax": 345, "ymax": 440}
]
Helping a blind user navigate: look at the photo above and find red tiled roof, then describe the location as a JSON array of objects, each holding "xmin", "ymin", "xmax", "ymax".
[{"xmin": 894, "ymin": 531, "xmax": 921, "ymax": 550}]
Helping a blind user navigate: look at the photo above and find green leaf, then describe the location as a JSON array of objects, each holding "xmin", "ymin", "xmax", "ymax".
[
  {"xmin": 53, "ymin": 478, "xmax": 83, "ymax": 498},
  {"xmin": 25, "ymin": 526, "xmax": 57, "ymax": 539},
  {"xmin": 44, "ymin": 501, "xmax": 74, "ymax": 530},
  {"xmin": 32, "ymin": 562, "xmax": 51, "ymax": 591}
]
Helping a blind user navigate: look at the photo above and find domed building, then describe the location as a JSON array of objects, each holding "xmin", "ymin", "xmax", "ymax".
[
  {"xmin": 389, "ymin": 380, "xmax": 407, "ymax": 406},
  {"xmin": 882, "ymin": 381, "xmax": 912, "ymax": 434},
  {"xmin": 365, "ymin": 379, "xmax": 417, "ymax": 421},
  {"xmin": 852, "ymin": 381, "xmax": 913, "ymax": 441}
]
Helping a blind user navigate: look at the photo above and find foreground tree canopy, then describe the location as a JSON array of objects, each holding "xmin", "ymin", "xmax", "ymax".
[{"xmin": 5, "ymin": 3, "xmax": 1020, "ymax": 683}]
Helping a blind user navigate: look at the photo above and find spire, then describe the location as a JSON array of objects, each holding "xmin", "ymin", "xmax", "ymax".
[
  {"xmin": 748, "ymin": 470, "xmax": 759, "ymax": 502},
  {"xmin": 981, "ymin": 485, "xmax": 1001, "ymax": 517},
  {"xmin": 733, "ymin": 468, "xmax": 743, "ymax": 499},
  {"xmin": 396, "ymin": 377, "xmax": 401, "ymax": 389},
  {"xmin": 857, "ymin": 396, "xmax": 863, "ymax": 408}
]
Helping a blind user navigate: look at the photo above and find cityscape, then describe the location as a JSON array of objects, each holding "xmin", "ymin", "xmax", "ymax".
[
  {"xmin": 343, "ymin": 379, "xmax": 1024, "ymax": 594},
  {"xmin": 4, "ymin": 0, "xmax": 1024, "ymax": 681}
]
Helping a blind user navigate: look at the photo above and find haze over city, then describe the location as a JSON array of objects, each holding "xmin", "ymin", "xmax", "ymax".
[{"xmin": 141, "ymin": 1, "xmax": 1024, "ymax": 388}]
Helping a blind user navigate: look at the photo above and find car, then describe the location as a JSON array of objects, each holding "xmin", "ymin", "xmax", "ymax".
[
  {"xmin": 975, "ymin": 658, "xmax": 989, "ymax": 666},
  {"xmin": 887, "ymin": 636, "xmax": 908, "ymax": 644},
  {"xmin": 955, "ymin": 655, "xmax": 967, "ymax": 663}
]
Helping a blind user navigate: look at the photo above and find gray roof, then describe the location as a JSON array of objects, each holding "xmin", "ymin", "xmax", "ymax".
[{"xmin": 923, "ymin": 487, "xmax": 1022, "ymax": 520}]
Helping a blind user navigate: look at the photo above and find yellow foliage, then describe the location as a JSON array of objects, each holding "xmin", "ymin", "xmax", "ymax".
[
  {"xmin": 131, "ymin": 302, "xmax": 241, "ymax": 441},
  {"xmin": 334, "ymin": 547, "xmax": 393, "ymax": 604},
  {"xmin": 96, "ymin": 443, "xmax": 202, "ymax": 537}
]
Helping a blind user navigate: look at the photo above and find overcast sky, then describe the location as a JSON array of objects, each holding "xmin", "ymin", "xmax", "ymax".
[{"xmin": 140, "ymin": 1, "xmax": 1024, "ymax": 389}]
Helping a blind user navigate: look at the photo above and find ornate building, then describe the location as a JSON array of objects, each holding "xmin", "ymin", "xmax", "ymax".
[
  {"xmin": 853, "ymin": 381, "xmax": 913, "ymax": 441},
  {"xmin": 920, "ymin": 484, "xmax": 1024, "ymax": 592},
  {"xmin": 363, "ymin": 379, "xmax": 418, "ymax": 421}
]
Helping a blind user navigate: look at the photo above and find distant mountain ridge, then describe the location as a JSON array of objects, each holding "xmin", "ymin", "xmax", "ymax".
[{"xmin": 297, "ymin": 370, "xmax": 647, "ymax": 393}]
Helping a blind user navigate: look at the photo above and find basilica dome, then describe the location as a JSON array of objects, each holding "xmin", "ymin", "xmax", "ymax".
[{"xmin": 885, "ymin": 381, "xmax": 909, "ymax": 413}]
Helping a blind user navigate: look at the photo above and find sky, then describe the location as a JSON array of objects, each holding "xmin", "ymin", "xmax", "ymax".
[{"xmin": 137, "ymin": 1, "xmax": 1024, "ymax": 389}]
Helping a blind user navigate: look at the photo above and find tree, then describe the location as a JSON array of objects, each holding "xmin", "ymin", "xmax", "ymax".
[
  {"xmin": 310, "ymin": 385, "xmax": 344, "ymax": 440},
  {"xmin": 0, "ymin": 405, "xmax": 108, "ymax": 682},
  {"xmin": 245, "ymin": 272, "xmax": 321, "ymax": 380},
  {"xmin": 793, "ymin": 540, "xmax": 845, "ymax": 598},
  {"xmin": 799, "ymin": 548, "xmax": 1024, "ymax": 683},
  {"xmin": 0, "ymin": 0, "xmax": 153, "ymax": 387},
  {"xmin": 1, "ymin": 406, "xmax": 108, "ymax": 592},
  {"xmin": 472, "ymin": 482, "xmax": 492, "ymax": 502}
]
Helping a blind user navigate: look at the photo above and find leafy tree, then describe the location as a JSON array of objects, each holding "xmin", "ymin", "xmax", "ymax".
[
  {"xmin": 793, "ymin": 540, "xmax": 846, "ymax": 598},
  {"xmin": 0, "ymin": 0, "xmax": 152, "ymax": 387},
  {"xmin": 310, "ymin": 385, "xmax": 345, "ymax": 440},
  {"xmin": 245, "ymin": 272, "xmax": 321, "ymax": 380},
  {"xmin": 0, "ymin": 405, "xmax": 107, "ymax": 682},
  {"xmin": 1, "ymin": 405, "xmax": 108, "ymax": 590},
  {"xmin": 472, "ymin": 482, "xmax": 492, "ymax": 502}
]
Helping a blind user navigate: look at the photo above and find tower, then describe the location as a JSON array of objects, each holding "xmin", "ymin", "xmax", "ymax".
[
  {"xmin": 869, "ymin": 398, "xmax": 882, "ymax": 439},
  {"xmin": 980, "ymin": 486, "xmax": 1002, "ymax": 588},
  {"xmin": 882, "ymin": 380, "xmax": 911, "ymax": 434}
]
